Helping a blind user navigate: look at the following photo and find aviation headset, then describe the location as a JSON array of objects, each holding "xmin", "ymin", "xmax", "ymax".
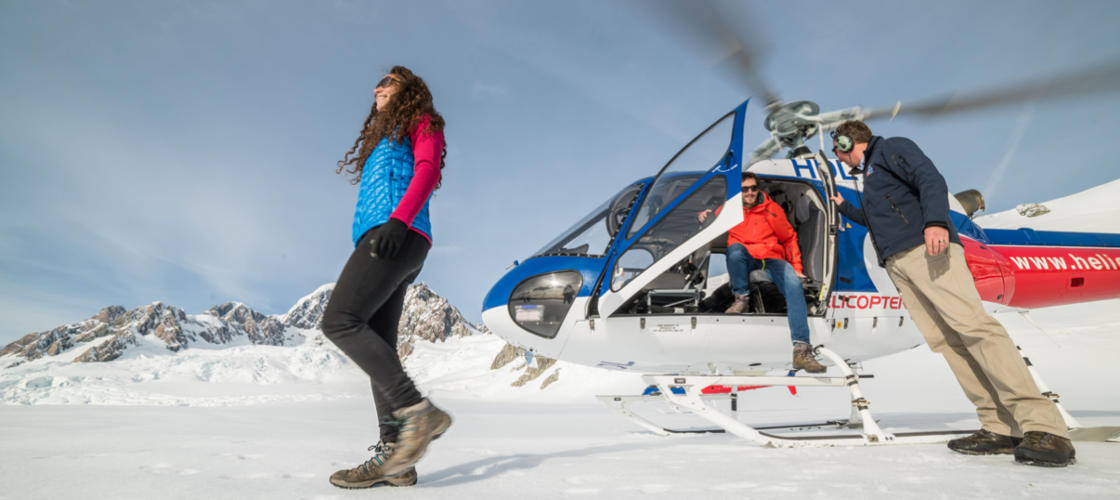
[{"xmin": 830, "ymin": 130, "xmax": 854, "ymax": 153}]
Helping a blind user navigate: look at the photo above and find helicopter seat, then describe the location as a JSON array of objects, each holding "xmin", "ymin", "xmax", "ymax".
[{"xmin": 794, "ymin": 194, "xmax": 824, "ymax": 283}]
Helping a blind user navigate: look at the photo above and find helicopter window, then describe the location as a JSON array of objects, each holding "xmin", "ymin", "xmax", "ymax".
[
  {"xmin": 611, "ymin": 175, "xmax": 727, "ymax": 291},
  {"xmin": 627, "ymin": 112, "xmax": 734, "ymax": 239},
  {"xmin": 532, "ymin": 182, "xmax": 645, "ymax": 258},
  {"xmin": 611, "ymin": 248, "xmax": 654, "ymax": 290}
]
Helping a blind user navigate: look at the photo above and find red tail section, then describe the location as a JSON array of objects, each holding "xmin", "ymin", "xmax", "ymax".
[{"xmin": 962, "ymin": 236, "xmax": 1120, "ymax": 308}]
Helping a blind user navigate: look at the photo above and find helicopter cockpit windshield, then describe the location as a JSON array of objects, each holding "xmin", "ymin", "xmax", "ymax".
[
  {"xmin": 531, "ymin": 182, "xmax": 645, "ymax": 258},
  {"xmin": 626, "ymin": 113, "xmax": 735, "ymax": 240},
  {"xmin": 593, "ymin": 108, "xmax": 745, "ymax": 318},
  {"xmin": 608, "ymin": 112, "xmax": 736, "ymax": 291}
]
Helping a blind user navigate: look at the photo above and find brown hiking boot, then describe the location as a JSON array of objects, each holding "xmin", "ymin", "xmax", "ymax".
[
  {"xmin": 329, "ymin": 442, "xmax": 418, "ymax": 489},
  {"xmin": 947, "ymin": 429, "xmax": 1021, "ymax": 455},
  {"xmin": 378, "ymin": 399, "xmax": 452, "ymax": 476},
  {"xmin": 724, "ymin": 294, "xmax": 750, "ymax": 314},
  {"xmin": 1014, "ymin": 431, "xmax": 1076, "ymax": 467},
  {"xmin": 792, "ymin": 343, "xmax": 825, "ymax": 373}
]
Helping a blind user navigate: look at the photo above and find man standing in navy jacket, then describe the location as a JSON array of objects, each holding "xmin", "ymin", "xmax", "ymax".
[{"xmin": 828, "ymin": 120, "xmax": 1075, "ymax": 467}]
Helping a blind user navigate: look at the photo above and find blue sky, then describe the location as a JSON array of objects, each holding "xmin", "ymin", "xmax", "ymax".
[{"xmin": 2, "ymin": 0, "xmax": 1119, "ymax": 345}]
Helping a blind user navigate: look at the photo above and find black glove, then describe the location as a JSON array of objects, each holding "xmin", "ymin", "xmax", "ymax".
[{"xmin": 368, "ymin": 219, "xmax": 409, "ymax": 260}]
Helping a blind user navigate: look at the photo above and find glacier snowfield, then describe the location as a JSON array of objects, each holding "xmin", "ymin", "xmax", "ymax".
[{"xmin": 2, "ymin": 301, "xmax": 1119, "ymax": 499}]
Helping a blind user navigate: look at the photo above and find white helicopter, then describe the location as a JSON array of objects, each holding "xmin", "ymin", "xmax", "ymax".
[{"xmin": 481, "ymin": 11, "xmax": 1120, "ymax": 446}]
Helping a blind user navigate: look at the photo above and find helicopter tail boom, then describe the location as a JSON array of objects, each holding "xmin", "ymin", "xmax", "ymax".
[{"xmin": 963, "ymin": 228, "xmax": 1120, "ymax": 308}]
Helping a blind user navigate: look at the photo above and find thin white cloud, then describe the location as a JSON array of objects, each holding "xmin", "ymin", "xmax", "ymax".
[
  {"xmin": 471, "ymin": 80, "xmax": 508, "ymax": 99},
  {"xmin": 2, "ymin": 89, "xmax": 342, "ymax": 322},
  {"xmin": 983, "ymin": 102, "xmax": 1036, "ymax": 203}
]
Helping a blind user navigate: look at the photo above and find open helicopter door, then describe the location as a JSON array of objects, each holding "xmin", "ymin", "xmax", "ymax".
[
  {"xmin": 597, "ymin": 102, "xmax": 748, "ymax": 318},
  {"xmin": 812, "ymin": 151, "xmax": 841, "ymax": 311}
]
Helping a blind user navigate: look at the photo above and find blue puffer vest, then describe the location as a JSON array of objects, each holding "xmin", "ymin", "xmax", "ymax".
[{"xmin": 351, "ymin": 136, "xmax": 433, "ymax": 245}]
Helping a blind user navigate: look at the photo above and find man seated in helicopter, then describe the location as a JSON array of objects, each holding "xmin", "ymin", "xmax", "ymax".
[{"xmin": 697, "ymin": 172, "xmax": 824, "ymax": 373}]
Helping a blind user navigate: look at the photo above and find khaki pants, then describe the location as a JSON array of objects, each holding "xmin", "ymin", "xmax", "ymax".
[{"xmin": 885, "ymin": 243, "xmax": 1067, "ymax": 437}]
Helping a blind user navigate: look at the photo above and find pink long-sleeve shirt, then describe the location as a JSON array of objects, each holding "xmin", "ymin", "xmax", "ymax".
[{"xmin": 390, "ymin": 115, "xmax": 444, "ymax": 244}]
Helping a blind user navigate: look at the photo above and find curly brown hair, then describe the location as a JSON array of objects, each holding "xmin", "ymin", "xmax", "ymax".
[{"xmin": 336, "ymin": 65, "xmax": 447, "ymax": 186}]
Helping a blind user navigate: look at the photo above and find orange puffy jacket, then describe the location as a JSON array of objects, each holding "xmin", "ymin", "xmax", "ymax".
[{"xmin": 726, "ymin": 192, "xmax": 804, "ymax": 274}]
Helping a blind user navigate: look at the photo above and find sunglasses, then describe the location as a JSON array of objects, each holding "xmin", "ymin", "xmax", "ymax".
[
  {"xmin": 741, "ymin": 185, "xmax": 760, "ymax": 192},
  {"xmin": 376, "ymin": 76, "xmax": 399, "ymax": 89}
]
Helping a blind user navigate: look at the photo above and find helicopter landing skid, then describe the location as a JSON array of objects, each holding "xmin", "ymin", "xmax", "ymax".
[
  {"xmin": 594, "ymin": 393, "xmax": 866, "ymax": 436},
  {"xmin": 598, "ymin": 347, "xmax": 976, "ymax": 448},
  {"xmin": 1014, "ymin": 312, "xmax": 1120, "ymax": 443}
]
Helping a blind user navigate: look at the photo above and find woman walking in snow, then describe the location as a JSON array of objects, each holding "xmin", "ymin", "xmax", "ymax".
[{"xmin": 322, "ymin": 66, "xmax": 450, "ymax": 488}]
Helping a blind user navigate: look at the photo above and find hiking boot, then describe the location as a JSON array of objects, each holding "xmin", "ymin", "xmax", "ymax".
[
  {"xmin": 724, "ymin": 294, "xmax": 750, "ymax": 314},
  {"xmin": 947, "ymin": 429, "xmax": 1021, "ymax": 455},
  {"xmin": 378, "ymin": 399, "xmax": 452, "ymax": 476},
  {"xmin": 329, "ymin": 442, "xmax": 418, "ymax": 489},
  {"xmin": 1014, "ymin": 431, "xmax": 1076, "ymax": 467},
  {"xmin": 792, "ymin": 343, "xmax": 825, "ymax": 373}
]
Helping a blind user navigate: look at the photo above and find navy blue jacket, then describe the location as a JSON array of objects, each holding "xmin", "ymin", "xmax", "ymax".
[{"xmin": 837, "ymin": 135, "xmax": 961, "ymax": 266}]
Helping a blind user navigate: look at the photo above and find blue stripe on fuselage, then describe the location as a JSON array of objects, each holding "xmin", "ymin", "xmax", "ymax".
[{"xmin": 981, "ymin": 227, "xmax": 1120, "ymax": 248}]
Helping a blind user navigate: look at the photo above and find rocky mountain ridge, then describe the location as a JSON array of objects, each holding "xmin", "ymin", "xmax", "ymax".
[
  {"xmin": 1, "ymin": 301, "xmax": 289, "ymax": 366},
  {"xmin": 0, "ymin": 282, "xmax": 563, "ymax": 392},
  {"xmin": 1, "ymin": 282, "xmax": 480, "ymax": 367}
]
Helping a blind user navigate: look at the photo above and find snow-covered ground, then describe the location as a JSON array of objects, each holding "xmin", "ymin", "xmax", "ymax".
[
  {"xmin": 4, "ymin": 180, "xmax": 1119, "ymax": 498},
  {"xmin": 2, "ymin": 300, "xmax": 1119, "ymax": 499}
]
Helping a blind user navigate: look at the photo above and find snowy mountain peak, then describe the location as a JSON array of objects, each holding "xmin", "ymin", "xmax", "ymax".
[
  {"xmin": 94, "ymin": 305, "xmax": 127, "ymax": 325},
  {"xmin": 1, "ymin": 282, "xmax": 482, "ymax": 368},
  {"xmin": 278, "ymin": 281, "xmax": 481, "ymax": 343},
  {"xmin": 0, "ymin": 300, "xmax": 288, "ymax": 366},
  {"xmin": 280, "ymin": 284, "xmax": 334, "ymax": 329},
  {"xmin": 399, "ymin": 282, "xmax": 479, "ymax": 344}
]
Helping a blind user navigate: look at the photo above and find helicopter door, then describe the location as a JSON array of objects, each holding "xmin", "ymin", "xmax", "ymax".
[
  {"xmin": 813, "ymin": 152, "xmax": 840, "ymax": 310},
  {"xmin": 597, "ymin": 103, "xmax": 748, "ymax": 318}
]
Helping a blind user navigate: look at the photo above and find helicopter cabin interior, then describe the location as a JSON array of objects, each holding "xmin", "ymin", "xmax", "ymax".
[{"xmin": 610, "ymin": 175, "xmax": 829, "ymax": 318}]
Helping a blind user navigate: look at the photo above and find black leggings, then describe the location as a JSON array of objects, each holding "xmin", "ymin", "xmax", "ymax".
[{"xmin": 322, "ymin": 227, "xmax": 430, "ymax": 443}]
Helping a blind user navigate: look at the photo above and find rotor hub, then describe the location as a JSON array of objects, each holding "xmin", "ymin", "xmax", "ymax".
[{"xmin": 763, "ymin": 100, "xmax": 821, "ymax": 151}]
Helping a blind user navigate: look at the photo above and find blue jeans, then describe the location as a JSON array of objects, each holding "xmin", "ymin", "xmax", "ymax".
[{"xmin": 726, "ymin": 243, "xmax": 811, "ymax": 345}]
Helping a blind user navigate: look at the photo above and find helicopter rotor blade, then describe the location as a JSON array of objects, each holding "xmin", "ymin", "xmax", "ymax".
[
  {"xmin": 651, "ymin": 1, "xmax": 781, "ymax": 107},
  {"xmin": 860, "ymin": 59, "xmax": 1120, "ymax": 121}
]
